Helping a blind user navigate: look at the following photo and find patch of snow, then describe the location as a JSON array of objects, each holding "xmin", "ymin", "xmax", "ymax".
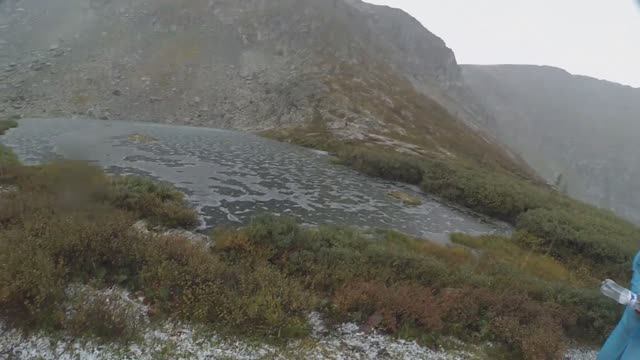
[
  {"xmin": 1, "ymin": 310, "xmax": 477, "ymax": 359},
  {"xmin": 64, "ymin": 284, "xmax": 150, "ymax": 327},
  {"xmin": 131, "ymin": 220, "xmax": 212, "ymax": 247},
  {"xmin": 0, "ymin": 302, "xmax": 598, "ymax": 360},
  {"xmin": 564, "ymin": 348, "xmax": 597, "ymax": 360}
]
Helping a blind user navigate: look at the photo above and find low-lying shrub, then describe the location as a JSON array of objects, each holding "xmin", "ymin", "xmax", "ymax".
[
  {"xmin": 0, "ymin": 144, "xmax": 19, "ymax": 168},
  {"xmin": 517, "ymin": 208, "xmax": 637, "ymax": 278},
  {"xmin": 0, "ymin": 161, "xmax": 623, "ymax": 358},
  {"xmin": 420, "ymin": 160, "xmax": 548, "ymax": 222},
  {"xmin": 337, "ymin": 146, "xmax": 424, "ymax": 184},
  {"xmin": 0, "ymin": 119, "xmax": 18, "ymax": 135},
  {"xmin": 220, "ymin": 215, "xmax": 614, "ymax": 358},
  {"xmin": 64, "ymin": 286, "xmax": 148, "ymax": 342},
  {"xmin": 266, "ymin": 131, "xmax": 640, "ymax": 281},
  {"xmin": 140, "ymin": 234, "xmax": 313, "ymax": 338},
  {"xmin": 106, "ymin": 176, "xmax": 199, "ymax": 228},
  {"xmin": 452, "ymin": 233, "xmax": 576, "ymax": 284},
  {"xmin": 0, "ymin": 163, "xmax": 310, "ymax": 340}
]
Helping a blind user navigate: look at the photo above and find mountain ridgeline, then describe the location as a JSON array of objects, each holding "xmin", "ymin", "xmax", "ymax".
[
  {"xmin": 1, "ymin": 0, "xmax": 464, "ymax": 129},
  {"xmin": 0, "ymin": 0, "xmax": 528, "ymax": 175},
  {"xmin": 463, "ymin": 65, "xmax": 640, "ymax": 223}
]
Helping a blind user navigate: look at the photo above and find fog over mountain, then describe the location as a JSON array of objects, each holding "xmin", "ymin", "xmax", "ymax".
[{"xmin": 463, "ymin": 64, "xmax": 640, "ymax": 222}]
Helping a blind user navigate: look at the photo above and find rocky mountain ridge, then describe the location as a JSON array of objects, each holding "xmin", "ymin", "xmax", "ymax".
[{"xmin": 0, "ymin": 0, "xmax": 530, "ymax": 176}]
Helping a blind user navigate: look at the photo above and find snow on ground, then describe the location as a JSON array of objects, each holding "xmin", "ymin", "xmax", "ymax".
[
  {"xmin": 0, "ymin": 288, "xmax": 598, "ymax": 360},
  {"xmin": 0, "ymin": 317, "xmax": 475, "ymax": 360},
  {"xmin": 564, "ymin": 348, "xmax": 598, "ymax": 360},
  {"xmin": 0, "ymin": 317, "xmax": 599, "ymax": 360}
]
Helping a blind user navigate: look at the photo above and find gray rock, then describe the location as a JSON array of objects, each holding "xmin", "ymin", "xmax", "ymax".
[
  {"xmin": 162, "ymin": 229, "xmax": 211, "ymax": 247},
  {"xmin": 131, "ymin": 220, "xmax": 212, "ymax": 247},
  {"xmin": 0, "ymin": 185, "xmax": 18, "ymax": 195},
  {"xmin": 0, "ymin": 0, "xmax": 464, "ymax": 134}
]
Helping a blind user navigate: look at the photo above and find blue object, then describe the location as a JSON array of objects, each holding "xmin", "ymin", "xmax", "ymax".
[{"xmin": 598, "ymin": 252, "xmax": 640, "ymax": 359}]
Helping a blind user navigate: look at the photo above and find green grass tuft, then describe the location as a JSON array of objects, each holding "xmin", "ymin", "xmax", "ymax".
[{"xmin": 0, "ymin": 119, "xmax": 18, "ymax": 136}]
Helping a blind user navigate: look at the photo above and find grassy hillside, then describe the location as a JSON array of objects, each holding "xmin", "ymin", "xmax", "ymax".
[
  {"xmin": 264, "ymin": 127, "xmax": 640, "ymax": 283},
  {"xmin": 308, "ymin": 62, "xmax": 537, "ymax": 181}
]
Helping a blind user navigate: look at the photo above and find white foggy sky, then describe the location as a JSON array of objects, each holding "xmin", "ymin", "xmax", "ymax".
[{"xmin": 366, "ymin": 0, "xmax": 640, "ymax": 88}]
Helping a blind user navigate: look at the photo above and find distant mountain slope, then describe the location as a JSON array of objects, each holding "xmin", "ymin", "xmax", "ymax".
[
  {"xmin": 463, "ymin": 64, "xmax": 640, "ymax": 222},
  {"xmin": 0, "ymin": 0, "xmax": 530, "ymax": 176}
]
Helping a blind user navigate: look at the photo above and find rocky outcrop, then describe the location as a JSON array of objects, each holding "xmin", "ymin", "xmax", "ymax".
[
  {"xmin": 0, "ymin": 0, "xmax": 532, "ymax": 177},
  {"xmin": 132, "ymin": 220, "xmax": 212, "ymax": 247},
  {"xmin": 463, "ymin": 64, "xmax": 640, "ymax": 222},
  {"xmin": 0, "ymin": 0, "xmax": 460, "ymax": 130}
]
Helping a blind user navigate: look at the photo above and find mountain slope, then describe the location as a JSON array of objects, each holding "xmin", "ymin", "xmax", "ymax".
[
  {"xmin": 0, "ymin": 0, "xmax": 531, "ymax": 176},
  {"xmin": 463, "ymin": 64, "xmax": 640, "ymax": 222}
]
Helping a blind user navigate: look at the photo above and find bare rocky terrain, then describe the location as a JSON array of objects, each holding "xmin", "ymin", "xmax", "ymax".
[
  {"xmin": 0, "ymin": 0, "xmax": 459, "ymax": 128},
  {"xmin": 0, "ymin": 0, "xmax": 525, "ymax": 169}
]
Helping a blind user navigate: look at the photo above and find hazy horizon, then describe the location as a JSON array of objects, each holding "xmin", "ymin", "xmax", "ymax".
[{"xmin": 366, "ymin": 0, "xmax": 640, "ymax": 88}]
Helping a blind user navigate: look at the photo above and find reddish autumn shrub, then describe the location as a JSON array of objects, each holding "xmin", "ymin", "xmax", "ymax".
[
  {"xmin": 333, "ymin": 281, "xmax": 444, "ymax": 333},
  {"xmin": 442, "ymin": 287, "xmax": 575, "ymax": 360},
  {"xmin": 334, "ymin": 282, "xmax": 574, "ymax": 360}
]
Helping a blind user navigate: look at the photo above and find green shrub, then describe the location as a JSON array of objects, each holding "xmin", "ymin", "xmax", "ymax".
[
  {"xmin": 0, "ymin": 236, "xmax": 66, "ymax": 328},
  {"xmin": 420, "ymin": 160, "xmax": 548, "ymax": 222},
  {"xmin": 214, "ymin": 216, "xmax": 614, "ymax": 356},
  {"xmin": 106, "ymin": 176, "xmax": 199, "ymax": 228},
  {"xmin": 64, "ymin": 286, "xmax": 147, "ymax": 342},
  {"xmin": 0, "ymin": 119, "xmax": 18, "ymax": 135},
  {"xmin": 0, "ymin": 163, "xmax": 311, "ymax": 340},
  {"xmin": 517, "ymin": 208, "xmax": 637, "ymax": 278},
  {"xmin": 337, "ymin": 147, "xmax": 424, "ymax": 184},
  {"xmin": 139, "ymin": 233, "xmax": 314, "ymax": 338},
  {"xmin": 0, "ymin": 144, "xmax": 19, "ymax": 168}
]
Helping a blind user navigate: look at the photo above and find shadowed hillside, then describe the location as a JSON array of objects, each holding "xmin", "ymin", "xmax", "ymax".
[{"xmin": 463, "ymin": 64, "xmax": 640, "ymax": 222}]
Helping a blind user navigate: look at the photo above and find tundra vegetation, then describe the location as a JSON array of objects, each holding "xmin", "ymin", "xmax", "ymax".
[{"xmin": 0, "ymin": 151, "xmax": 626, "ymax": 359}]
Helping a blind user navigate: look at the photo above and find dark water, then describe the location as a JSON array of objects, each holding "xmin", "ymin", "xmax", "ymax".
[{"xmin": 0, "ymin": 118, "xmax": 511, "ymax": 242}]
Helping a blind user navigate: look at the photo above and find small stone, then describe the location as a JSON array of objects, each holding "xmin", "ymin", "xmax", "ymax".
[
  {"xmin": 131, "ymin": 220, "xmax": 150, "ymax": 235},
  {"xmin": 112, "ymin": 89, "xmax": 122, "ymax": 96}
]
